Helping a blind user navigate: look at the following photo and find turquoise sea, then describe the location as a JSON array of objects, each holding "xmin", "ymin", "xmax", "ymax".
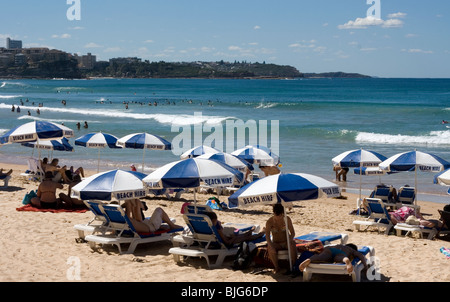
[{"xmin": 1, "ymin": 78, "xmax": 450, "ymax": 203}]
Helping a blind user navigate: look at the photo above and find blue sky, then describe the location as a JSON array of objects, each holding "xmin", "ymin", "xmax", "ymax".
[{"xmin": 1, "ymin": 0, "xmax": 449, "ymax": 78}]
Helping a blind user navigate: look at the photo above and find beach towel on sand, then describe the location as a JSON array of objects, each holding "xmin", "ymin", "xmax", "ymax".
[{"xmin": 16, "ymin": 204, "xmax": 88, "ymax": 213}]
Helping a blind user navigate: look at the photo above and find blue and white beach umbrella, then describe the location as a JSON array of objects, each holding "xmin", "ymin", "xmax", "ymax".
[
  {"xmin": 228, "ymin": 173, "xmax": 340, "ymax": 269},
  {"xmin": 71, "ymin": 169, "xmax": 147, "ymax": 202},
  {"xmin": 143, "ymin": 158, "xmax": 244, "ymax": 190},
  {"xmin": 180, "ymin": 145, "xmax": 221, "ymax": 160},
  {"xmin": 0, "ymin": 121, "xmax": 74, "ymax": 145},
  {"xmin": 332, "ymin": 149, "xmax": 387, "ymax": 168},
  {"xmin": 117, "ymin": 133, "xmax": 172, "ymax": 172},
  {"xmin": 231, "ymin": 145, "xmax": 280, "ymax": 166},
  {"xmin": 22, "ymin": 137, "xmax": 74, "ymax": 152},
  {"xmin": 196, "ymin": 152, "xmax": 254, "ymax": 172},
  {"xmin": 228, "ymin": 173, "xmax": 341, "ymax": 209},
  {"xmin": 75, "ymin": 132, "xmax": 122, "ymax": 172},
  {"xmin": 380, "ymin": 150, "xmax": 450, "ymax": 203},
  {"xmin": 434, "ymin": 168, "xmax": 450, "ymax": 186}
]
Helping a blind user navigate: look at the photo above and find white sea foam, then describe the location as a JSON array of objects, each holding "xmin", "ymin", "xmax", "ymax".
[
  {"xmin": 355, "ymin": 130, "xmax": 450, "ymax": 146},
  {"xmin": 0, "ymin": 103, "xmax": 234, "ymax": 126},
  {"xmin": 0, "ymin": 95, "xmax": 22, "ymax": 99},
  {"xmin": 255, "ymin": 102, "xmax": 277, "ymax": 109}
]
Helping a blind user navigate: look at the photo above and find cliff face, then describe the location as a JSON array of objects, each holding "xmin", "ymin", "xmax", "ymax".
[{"xmin": 0, "ymin": 59, "xmax": 81, "ymax": 79}]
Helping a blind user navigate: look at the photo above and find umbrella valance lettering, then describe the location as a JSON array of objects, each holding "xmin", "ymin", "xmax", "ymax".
[
  {"xmin": 145, "ymin": 144, "xmax": 165, "ymax": 150},
  {"xmin": 11, "ymin": 134, "xmax": 35, "ymax": 142},
  {"xmin": 321, "ymin": 186, "xmax": 341, "ymax": 196},
  {"xmin": 144, "ymin": 182, "xmax": 163, "ymax": 189},
  {"xmin": 418, "ymin": 165, "xmax": 442, "ymax": 172},
  {"xmin": 203, "ymin": 177, "xmax": 233, "ymax": 186},
  {"xmin": 114, "ymin": 190, "xmax": 146, "ymax": 200},
  {"xmin": 242, "ymin": 194, "xmax": 274, "ymax": 205}
]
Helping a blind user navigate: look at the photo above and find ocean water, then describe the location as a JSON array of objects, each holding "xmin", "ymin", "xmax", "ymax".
[{"xmin": 1, "ymin": 78, "xmax": 450, "ymax": 203}]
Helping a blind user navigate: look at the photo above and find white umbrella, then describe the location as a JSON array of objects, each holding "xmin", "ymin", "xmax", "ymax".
[
  {"xmin": 196, "ymin": 152, "xmax": 253, "ymax": 172},
  {"xmin": 231, "ymin": 145, "xmax": 279, "ymax": 166},
  {"xmin": 0, "ymin": 121, "xmax": 74, "ymax": 145},
  {"xmin": 180, "ymin": 145, "xmax": 221, "ymax": 160}
]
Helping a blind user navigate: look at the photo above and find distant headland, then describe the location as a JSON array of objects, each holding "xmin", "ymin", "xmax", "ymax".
[{"xmin": 0, "ymin": 38, "xmax": 371, "ymax": 80}]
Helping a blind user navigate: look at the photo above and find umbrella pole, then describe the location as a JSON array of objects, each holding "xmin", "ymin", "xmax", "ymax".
[
  {"xmin": 97, "ymin": 148, "xmax": 101, "ymax": 173},
  {"xmin": 283, "ymin": 203, "xmax": 293, "ymax": 271},
  {"xmin": 415, "ymin": 166, "xmax": 418, "ymax": 206},
  {"xmin": 142, "ymin": 148, "xmax": 146, "ymax": 173}
]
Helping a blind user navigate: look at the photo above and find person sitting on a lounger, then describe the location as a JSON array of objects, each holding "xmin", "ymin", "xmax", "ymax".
[
  {"xmin": 122, "ymin": 199, "xmax": 182, "ymax": 233},
  {"xmin": 298, "ymin": 244, "xmax": 368, "ymax": 274},
  {"xmin": 30, "ymin": 171, "xmax": 64, "ymax": 209},
  {"xmin": 204, "ymin": 211, "xmax": 265, "ymax": 247}
]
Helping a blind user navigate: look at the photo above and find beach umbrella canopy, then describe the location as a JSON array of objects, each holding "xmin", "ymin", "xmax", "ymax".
[
  {"xmin": 196, "ymin": 152, "xmax": 254, "ymax": 172},
  {"xmin": 228, "ymin": 173, "xmax": 340, "ymax": 269},
  {"xmin": 231, "ymin": 145, "xmax": 280, "ymax": 166},
  {"xmin": 434, "ymin": 168, "xmax": 450, "ymax": 186},
  {"xmin": 180, "ymin": 145, "xmax": 221, "ymax": 160},
  {"xmin": 380, "ymin": 150, "xmax": 450, "ymax": 204},
  {"xmin": 117, "ymin": 133, "xmax": 172, "ymax": 172},
  {"xmin": 75, "ymin": 132, "xmax": 121, "ymax": 149},
  {"xmin": 71, "ymin": 169, "xmax": 147, "ymax": 202},
  {"xmin": 75, "ymin": 132, "xmax": 122, "ymax": 172},
  {"xmin": 332, "ymin": 149, "xmax": 387, "ymax": 168},
  {"xmin": 228, "ymin": 173, "xmax": 341, "ymax": 208},
  {"xmin": 0, "ymin": 121, "xmax": 74, "ymax": 145},
  {"xmin": 142, "ymin": 158, "xmax": 244, "ymax": 190},
  {"xmin": 21, "ymin": 137, "xmax": 74, "ymax": 152},
  {"xmin": 379, "ymin": 150, "xmax": 450, "ymax": 173}
]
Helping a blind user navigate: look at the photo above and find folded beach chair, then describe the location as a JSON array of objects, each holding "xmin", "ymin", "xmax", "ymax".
[
  {"xmin": 353, "ymin": 198, "xmax": 394, "ymax": 235},
  {"xmin": 370, "ymin": 185, "xmax": 397, "ymax": 208},
  {"xmin": 20, "ymin": 158, "xmax": 45, "ymax": 182},
  {"xmin": 302, "ymin": 245, "xmax": 376, "ymax": 282},
  {"xmin": 169, "ymin": 213, "xmax": 264, "ymax": 269},
  {"xmin": 73, "ymin": 200, "xmax": 110, "ymax": 240},
  {"xmin": 277, "ymin": 231, "xmax": 349, "ymax": 261},
  {"xmin": 84, "ymin": 204, "xmax": 183, "ymax": 254}
]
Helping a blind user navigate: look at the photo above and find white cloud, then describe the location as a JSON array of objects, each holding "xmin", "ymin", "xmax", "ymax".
[
  {"xmin": 387, "ymin": 12, "xmax": 407, "ymax": 19},
  {"xmin": 228, "ymin": 45, "xmax": 242, "ymax": 51},
  {"xmin": 405, "ymin": 33, "xmax": 418, "ymax": 38},
  {"xmin": 338, "ymin": 16, "xmax": 404, "ymax": 29},
  {"xmin": 84, "ymin": 42, "xmax": 102, "ymax": 48},
  {"xmin": 104, "ymin": 47, "xmax": 121, "ymax": 53},
  {"xmin": 253, "ymin": 25, "xmax": 261, "ymax": 30},
  {"xmin": 404, "ymin": 48, "xmax": 434, "ymax": 54},
  {"xmin": 144, "ymin": 40, "xmax": 154, "ymax": 43},
  {"xmin": 52, "ymin": 33, "xmax": 71, "ymax": 39}
]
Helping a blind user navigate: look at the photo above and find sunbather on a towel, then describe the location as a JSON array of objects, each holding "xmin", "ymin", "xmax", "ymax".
[
  {"xmin": 123, "ymin": 199, "xmax": 182, "ymax": 233},
  {"xmin": 298, "ymin": 244, "xmax": 368, "ymax": 274},
  {"xmin": 389, "ymin": 206, "xmax": 442, "ymax": 228}
]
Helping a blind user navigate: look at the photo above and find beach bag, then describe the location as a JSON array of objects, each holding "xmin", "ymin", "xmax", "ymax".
[
  {"xmin": 22, "ymin": 190, "xmax": 37, "ymax": 205},
  {"xmin": 206, "ymin": 197, "xmax": 222, "ymax": 210},
  {"xmin": 253, "ymin": 245, "xmax": 274, "ymax": 269},
  {"xmin": 232, "ymin": 241, "xmax": 257, "ymax": 270}
]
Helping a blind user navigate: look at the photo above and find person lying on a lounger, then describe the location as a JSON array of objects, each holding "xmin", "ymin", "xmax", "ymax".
[
  {"xmin": 122, "ymin": 199, "xmax": 182, "ymax": 233},
  {"xmin": 204, "ymin": 211, "xmax": 265, "ymax": 247},
  {"xmin": 298, "ymin": 244, "xmax": 368, "ymax": 274}
]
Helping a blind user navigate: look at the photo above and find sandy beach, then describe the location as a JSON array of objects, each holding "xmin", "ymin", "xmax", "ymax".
[{"xmin": 0, "ymin": 161, "xmax": 449, "ymax": 284}]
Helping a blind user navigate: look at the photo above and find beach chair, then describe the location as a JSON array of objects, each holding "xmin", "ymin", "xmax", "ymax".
[
  {"xmin": 84, "ymin": 204, "xmax": 183, "ymax": 254},
  {"xmin": 20, "ymin": 158, "xmax": 45, "ymax": 182},
  {"xmin": 353, "ymin": 198, "xmax": 394, "ymax": 235},
  {"xmin": 370, "ymin": 185, "xmax": 397, "ymax": 209},
  {"xmin": 396, "ymin": 186, "xmax": 419, "ymax": 209},
  {"xmin": 394, "ymin": 223, "xmax": 437, "ymax": 240},
  {"xmin": 169, "ymin": 213, "xmax": 264, "ymax": 269},
  {"xmin": 302, "ymin": 245, "xmax": 376, "ymax": 282},
  {"xmin": 436, "ymin": 210, "xmax": 450, "ymax": 239},
  {"xmin": 73, "ymin": 200, "xmax": 110, "ymax": 240}
]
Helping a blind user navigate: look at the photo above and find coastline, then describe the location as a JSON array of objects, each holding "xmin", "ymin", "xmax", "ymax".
[{"xmin": 1, "ymin": 160, "xmax": 449, "ymax": 282}]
